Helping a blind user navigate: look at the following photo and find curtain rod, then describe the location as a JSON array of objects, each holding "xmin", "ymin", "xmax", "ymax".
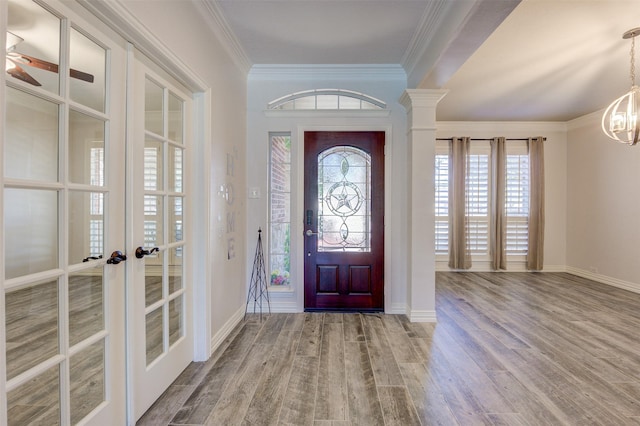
[{"xmin": 436, "ymin": 137, "xmax": 547, "ymax": 141}]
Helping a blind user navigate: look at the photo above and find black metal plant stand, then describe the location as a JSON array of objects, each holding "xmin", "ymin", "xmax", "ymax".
[{"xmin": 245, "ymin": 228, "xmax": 271, "ymax": 321}]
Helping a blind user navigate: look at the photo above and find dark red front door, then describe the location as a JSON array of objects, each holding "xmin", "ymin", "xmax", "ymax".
[{"xmin": 304, "ymin": 131, "xmax": 384, "ymax": 311}]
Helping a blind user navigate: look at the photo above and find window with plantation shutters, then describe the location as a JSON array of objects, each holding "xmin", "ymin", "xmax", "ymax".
[{"xmin": 434, "ymin": 140, "xmax": 530, "ymax": 261}]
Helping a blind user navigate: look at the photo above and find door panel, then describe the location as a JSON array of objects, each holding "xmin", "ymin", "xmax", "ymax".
[
  {"xmin": 129, "ymin": 48, "xmax": 192, "ymax": 421},
  {"xmin": 3, "ymin": 0, "xmax": 127, "ymax": 424},
  {"xmin": 304, "ymin": 131, "xmax": 384, "ymax": 311}
]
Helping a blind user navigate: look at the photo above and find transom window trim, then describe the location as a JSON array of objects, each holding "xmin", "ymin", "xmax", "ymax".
[{"xmin": 268, "ymin": 89, "xmax": 386, "ymax": 110}]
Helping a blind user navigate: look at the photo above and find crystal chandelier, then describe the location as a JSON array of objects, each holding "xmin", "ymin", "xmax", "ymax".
[{"xmin": 602, "ymin": 28, "xmax": 640, "ymax": 146}]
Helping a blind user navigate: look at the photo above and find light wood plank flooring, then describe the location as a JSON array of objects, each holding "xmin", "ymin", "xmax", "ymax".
[{"xmin": 138, "ymin": 272, "xmax": 640, "ymax": 425}]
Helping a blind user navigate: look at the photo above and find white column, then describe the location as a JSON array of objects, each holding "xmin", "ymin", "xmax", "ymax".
[{"xmin": 399, "ymin": 89, "xmax": 447, "ymax": 322}]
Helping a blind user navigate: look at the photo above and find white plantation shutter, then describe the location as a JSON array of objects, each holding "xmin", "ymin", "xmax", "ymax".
[
  {"xmin": 505, "ymin": 154, "xmax": 529, "ymax": 254},
  {"xmin": 434, "ymin": 154, "xmax": 449, "ymax": 254},
  {"xmin": 466, "ymin": 154, "xmax": 489, "ymax": 254}
]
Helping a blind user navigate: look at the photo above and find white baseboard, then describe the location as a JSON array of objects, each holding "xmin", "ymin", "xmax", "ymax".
[
  {"xmin": 387, "ymin": 303, "xmax": 407, "ymax": 315},
  {"xmin": 210, "ymin": 306, "xmax": 244, "ymax": 355},
  {"xmin": 565, "ymin": 267, "xmax": 640, "ymax": 294},
  {"xmin": 408, "ymin": 309, "xmax": 437, "ymax": 323}
]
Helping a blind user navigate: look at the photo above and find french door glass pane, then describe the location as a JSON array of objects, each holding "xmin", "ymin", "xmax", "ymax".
[
  {"xmin": 169, "ymin": 295, "xmax": 184, "ymax": 346},
  {"xmin": 169, "ymin": 196, "xmax": 183, "ymax": 243},
  {"xmin": 5, "ymin": 189, "xmax": 58, "ymax": 279},
  {"xmin": 317, "ymin": 146, "xmax": 371, "ymax": 252},
  {"xmin": 70, "ymin": 28, "xmax": 106, "ymax": 112},
  {"xmin": 69, "ymin": 110, "xmax": 105, "ymax": 185},
  {"xmin": 169, "ymin": 249, "xmax": 183, "ymax": 293},
  {"xmin": 5, "ymin": 87, "xmax": 59, "ymax": 182},
  {"xmin": 146, "ymin": 307, "xmax": 164, "ymax": 365},
  {"xmin": 145, "ymin": 78, "xmax": 163, "ymax": 135},
  {"xmin": 145, "ymin": 256, "xmax": 164, "ymax": 307},
  {"xmin": 6, "ymin": 1, "xmax": 60, "ymax": 95},
  {"xmin": 8, "ymin": 364, "xmax": 61, "ymax": 425},
  {"xmin": 5, "ymin": 280, "xmax": 59, "ymax": 380},
  {"xmin": 69, "ymin": 270, "xmax": 104, "ymax": 346},
  {"xmin": 169, "ymin": 146, "xmax": 183, "ymax": 192},
  {"xmin": 144, "ymin": 138, "xmax": 163, "ymax": 191},
  {"xmin": 168, "ymin": 92, "xmax": 183, "ymax": 144},
  {"xmin": 70, "ymin": 339, "xmax": 105, "ymax": 424},
  {"xmin": 69, "ymin": 191, "xmax": 104, "ymax": 264},
  {"xmin": 144, "ymin": 195, "xmax": 164, "ymax": 246}
]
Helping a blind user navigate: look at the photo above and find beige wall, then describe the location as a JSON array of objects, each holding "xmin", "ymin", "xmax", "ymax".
[{"xmin": 567, "ymin": 112, "xmax": 640, "ymax": 288}]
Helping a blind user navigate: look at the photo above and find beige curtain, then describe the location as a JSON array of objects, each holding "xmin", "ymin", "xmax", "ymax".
[
  {"xmin": 490, "ymin": 137, "xmax": 507, "ymax": 270},
  {"xmin": 448, "ymin": 137, "xmax": 472, "ymax": 269},
  {"xmin": 527, "ymin": 137, "xmax": 545, "ymax": 271}
]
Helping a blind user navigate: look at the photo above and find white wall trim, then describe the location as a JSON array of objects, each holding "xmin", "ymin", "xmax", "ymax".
[
  {"xmin": 249, "ymin": 64, "xmax": 407, "ymax": 81},
  {"xmin": 408, "ymin": 310, "xmax": 437, "ymax": 323},
  {"xmin": 387, "ymin": 303, "xmax": 408, "ymax": 315},
  {"xmin": 437, "ymin": 121, "xmax": 567, "ymax": 133},
  {"xmin": 210, "ymin": 306, "xmax": 245, "ymax": 355},
  {"xmin": 566, "ymin": 267, "xmax": 640, "ymax": 294},
  {"xmin": 264, "ymin": 109, "xmax": 391, "ymax": 119}
]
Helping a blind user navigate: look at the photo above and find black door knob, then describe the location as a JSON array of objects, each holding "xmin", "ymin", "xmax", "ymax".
[
  {"xmin": 106, "ymin": 250, "xmax": 127, "ymax": 264},
  {"xmin": 135, "ymin": 246, "xmax": 159, "ymax": 259}
]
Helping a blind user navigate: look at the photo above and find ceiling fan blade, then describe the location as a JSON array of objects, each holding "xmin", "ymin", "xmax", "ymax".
[
  {"xmin": 7, "ymin": 61, "xmax": 42, "ymax": 86},
  {"xmin": 16, "ymin": 53, "xmax": 95, "ymax": 83},
  {"xmin": 17, "ymin": 53, "xmax": 58, "ymax": 73},
  {"xmin": 69, "ymin": 68, "xmax": 94, "ymax": 83}
]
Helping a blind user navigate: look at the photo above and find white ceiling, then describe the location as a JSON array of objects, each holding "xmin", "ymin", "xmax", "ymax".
[{"xmin": 215, "ymin": 0, "xmax": 640, "ymax": 122}]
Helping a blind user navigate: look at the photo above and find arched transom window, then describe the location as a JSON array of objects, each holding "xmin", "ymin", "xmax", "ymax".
[{"xmin": 268, "ymin": 89, "xmax": 386, "ymax": 110}]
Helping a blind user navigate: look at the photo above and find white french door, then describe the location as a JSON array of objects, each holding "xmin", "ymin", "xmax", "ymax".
[
  {"xmin": 2, "ymin": 0, "xmax": 127, "ymax": 424},
  {"xmin": 127, "ymin": 47, "xmax": 193, "ymax": 421}
]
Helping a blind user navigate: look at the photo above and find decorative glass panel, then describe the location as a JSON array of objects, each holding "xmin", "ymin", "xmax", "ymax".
[
  {"xmin": 69, "ymin": 270, "xmax": 104, "ymax": 346},
  {"xmin": 318, "ymin": 146, "xmax": 371, "ymax": 252},
  {"xmin": 145, "ymin": 78, "xmax": 163, "ymax": 135},
  {"xmin": 70, "ymin": 339, "xmax": 105, "ymax": 424},
  {"xmin": 5, "ymin": 189, "xmax": 58, "ymax": 279},
  {"xmin": 70, "ymin": 28, "xmax": 105, "ymax": 112},
  {"xmin": 5, "ymin": 280, "xmax": 59, "ymax": 380},
  {"xmin": 69, "ymin": 111, "xmax": 105, "ymax": 185},
  {"xmin": 5, "ymin": 87, "xmax": 59, "ymax": 182}
]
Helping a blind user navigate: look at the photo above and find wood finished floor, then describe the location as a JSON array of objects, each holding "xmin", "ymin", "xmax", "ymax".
[{"xmin": 138, "ymin": 272, "xmax": 640, "ymax": 425}]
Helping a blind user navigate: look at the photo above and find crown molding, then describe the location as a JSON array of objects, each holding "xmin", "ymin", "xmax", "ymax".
[
  {"xmin": 195, "ymin": 0, "xmax": 253, "ymax": 74},
  {"xmin": 401, "ymin": 0, "xmax": 450, "ymax": 79},
  {"xmin": 248, "ymin": 64, "xmax": 407, "ymax": 81},
  {"xmin": 436, "ymin": 121, "xmax": 567, "ymax": 133}
]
